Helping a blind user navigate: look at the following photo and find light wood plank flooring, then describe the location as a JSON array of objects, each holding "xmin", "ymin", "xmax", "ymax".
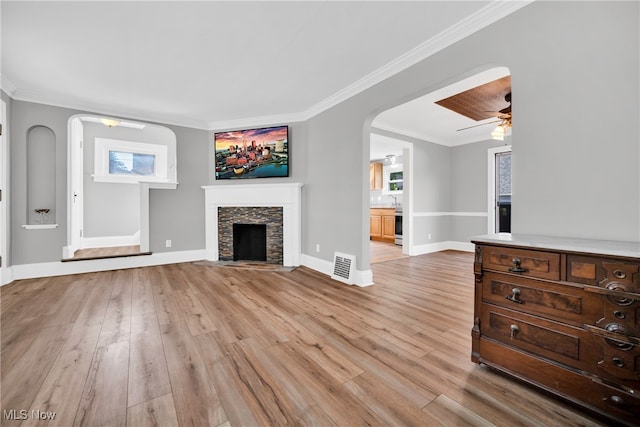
[
  {"xmin": 1, "ymin": 251, "xmax": 606, "ymax": 426},
  {"xmin": 370, "ymin": 240, "xmax": 408, "ymax": 264},
  {"xmin": 64, "ymin": 245, "xmax": 150, "ymax": 262}
]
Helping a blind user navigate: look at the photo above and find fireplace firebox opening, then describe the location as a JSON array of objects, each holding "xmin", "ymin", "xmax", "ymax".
[{"xmin": 233, "ymin": 223, "xmax": 267, "ymax": 262}]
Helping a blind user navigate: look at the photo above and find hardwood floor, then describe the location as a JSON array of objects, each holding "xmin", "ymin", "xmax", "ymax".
[
  {"xmin": 1, "ymin": 251, "xmax": 606, "ymax": 426},
  {"xmin": 370, "ymin": 240, "xmax": 408, "ymax": 264},
  {"xmin": 63, "ymin": 246, "xmax": 150, "ymax": 262}
]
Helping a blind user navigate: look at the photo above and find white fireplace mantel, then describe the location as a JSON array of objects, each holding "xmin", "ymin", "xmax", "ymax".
[{"xmin": 202, "ymin": 183, "xmax": 303, "ymax": 266}]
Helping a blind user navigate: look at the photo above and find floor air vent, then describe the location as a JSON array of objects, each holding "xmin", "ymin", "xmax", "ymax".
[{"xmin": 331, "ymin": 252, "xmax": 356, "ymax": 285}]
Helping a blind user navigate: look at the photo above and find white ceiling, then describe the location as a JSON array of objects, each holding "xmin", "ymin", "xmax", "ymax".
[
  {"xmin": 372, "ymin": 66, "xmax": 512, "ymax": 148},
  {"xmin": 1, "ymin": 1, "xmax": 526, "ymax": 141}
]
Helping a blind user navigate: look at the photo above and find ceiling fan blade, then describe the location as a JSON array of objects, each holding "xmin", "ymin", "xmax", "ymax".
[
  {"xmin": 483, "ymin": 111, "xmax": 511, "ymax": 118},
  {"xmin": 457, "ymin": 119, "xmax": 501, "ymax": 132}
]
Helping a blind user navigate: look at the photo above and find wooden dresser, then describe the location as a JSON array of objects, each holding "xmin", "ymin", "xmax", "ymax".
[{"xmin": 471, "ymin": 234, "xmax": 640, "ymax": 425}]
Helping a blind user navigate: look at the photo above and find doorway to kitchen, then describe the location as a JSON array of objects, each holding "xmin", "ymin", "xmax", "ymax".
[{"xmin": 368, "ymin": 132, "xmax": 412, "ymax": 264}]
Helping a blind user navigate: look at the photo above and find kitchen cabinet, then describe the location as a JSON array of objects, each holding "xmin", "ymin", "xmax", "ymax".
[
  {"xmin": 370, "ymin": 208, "xmax": 395, "ymax": 243},
  {"xmin": 471, "ymin": 234, "xmax": 640, "ymax": 426},
  {"xmin": 369, "ymin": 162, "xmax": 382, "ymax": 190}
]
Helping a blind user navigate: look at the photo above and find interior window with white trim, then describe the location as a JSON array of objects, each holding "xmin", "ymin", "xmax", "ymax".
[{"xmin": 94, "ymin": 138, "xmax": 169, "ymax": 183}]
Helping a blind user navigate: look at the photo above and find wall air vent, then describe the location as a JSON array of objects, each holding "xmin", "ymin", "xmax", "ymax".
[{"xmin": 331, "ymin": 252, "xmax": 356, "ymax": 285}]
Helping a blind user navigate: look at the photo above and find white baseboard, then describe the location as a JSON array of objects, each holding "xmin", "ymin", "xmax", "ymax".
[
  {"xmin": 1, "ymin": 267, "xmax": 14, "ymax": 286},
  {"xmin": 81, "ymin": 230, "xmax": 141, "ymax": 249},
  {"xmin": 5, "ymin": 249, "xmax": 206, "ymax": 283},
  {"xmin": 411, "ymin": 240, "xmax": 474, "ymax": 255},
  {"xmin": 300, "ymin": 254, "xmax": 373, "ymax": 287},
  {"xmin": 3, "ymin": 242, "xmax": 473, "ymax": 287}
]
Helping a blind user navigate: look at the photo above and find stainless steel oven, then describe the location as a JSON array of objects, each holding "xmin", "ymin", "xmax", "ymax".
[{"xmin": 394, "ymin": 207, "xmax": 403, "ymax": 245}]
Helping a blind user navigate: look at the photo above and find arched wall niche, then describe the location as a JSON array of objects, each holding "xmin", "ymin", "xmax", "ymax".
[{"xmin": 26, "ymin": 125, "xmax": 56, "ymax": 225}]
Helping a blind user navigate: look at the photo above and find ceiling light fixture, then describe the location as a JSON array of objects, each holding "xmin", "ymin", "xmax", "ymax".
[
  {"xmin": 491, "ymin": 124, "xmax": 506, "ymax": 141},
  {"xmin": 491, "ymin": 116, "xmax": 512, "ymax": 141},
  {"xmin": 100, "ymin": 118, "xmax": 121, "ymax": 128}
]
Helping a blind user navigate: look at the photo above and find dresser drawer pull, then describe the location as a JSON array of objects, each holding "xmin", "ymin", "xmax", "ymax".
[
  {"xmin": 614, "ymin": 310, "xmax": 626, "ymax": 319},
  {"xmin": 505, "ymin": 288, "xmax": 523, "ymax": 304},
  {"xmin": 587, "ymin": 324, "xmax": 639, "ymax": 350},
  {"xmin": 612, "ymin": 358, "xmax": 625, "ymax": 368},
  {"xmin": 606, "ymin": 283, "xmax": 636, "ymax": 306},
  {"xmin": 510, "ymin": 324, "xmax": 520, "ymax": 339},
  {"xmin": 508, "ymin": 258, "xmax": 527, "ymax": 273},
  {"xmin": 604, "ymin": 395, "xmax": 627, "ymax": 407}
]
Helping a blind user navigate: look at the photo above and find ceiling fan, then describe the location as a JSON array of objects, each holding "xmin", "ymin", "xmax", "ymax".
[
  {"xmin": 435, "ymin": 75, "xmax": 512, "ymax": 140},
  {"xmin": 456, "ymin": 92, "xmax": 512, "ymax": 140}
]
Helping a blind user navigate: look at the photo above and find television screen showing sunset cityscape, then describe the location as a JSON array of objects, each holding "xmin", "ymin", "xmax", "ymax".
[{"xmin": 214, "ymin": 125, "xmax": 288, "ymax": 179}]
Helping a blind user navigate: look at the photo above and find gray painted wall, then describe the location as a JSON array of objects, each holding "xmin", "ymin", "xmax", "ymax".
[
  {"xmin": 9, "ymin": 101, "xmax": 210, "ymax": 263},
  {"xmin": 83, "ymin": 122, "xmax": 138, "ymax": 237},
  {"xmin": 304, "ymin": 1, "xmax": 638, "ymax": 271},
  {"xmin": 450, "ymin": 138, "xmax": 510, "ymax": 242},
  {"xmin": 6, "ymin": 2, "xmax": 638, "ymax": 270},
  {"xmin": 509, "ymin": 2, "xmax": 638, "ymax": 242},
  {"xmin": 149, "ymin": 124, "xmax": 209, "ymax": 254},
  {"xmin": 10, "ymin": 101, "xmax": 76, "ymax": 264},
  {"xmin": 450, "ymin": 139, "xmax": 507, "ymax": 213}
]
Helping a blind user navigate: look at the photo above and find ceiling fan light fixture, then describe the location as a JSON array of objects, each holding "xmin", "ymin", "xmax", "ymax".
[
  {"xmin": 100, "ymin": 118, "xmax": 121, "ymax": 128},
  {"xmin": 491, "ymin": 124, "xmax": 505, "ymax": 141}
]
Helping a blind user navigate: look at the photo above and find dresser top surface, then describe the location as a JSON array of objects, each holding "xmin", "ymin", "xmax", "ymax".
[{"xmin": 472, "ymin": 233, "xmax": 640, "ymax": 259}]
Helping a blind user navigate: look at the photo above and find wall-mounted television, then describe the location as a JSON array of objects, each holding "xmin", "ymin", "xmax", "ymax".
[{"xmin": 214, "ymin": 125, "xmax": 289, "ymax": 180}]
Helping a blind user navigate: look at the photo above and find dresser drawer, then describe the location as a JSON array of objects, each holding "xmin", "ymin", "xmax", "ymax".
[
  {"xmin": 482, "ymin": 272, "xmax": 602, "ymax": 325},
  {"xmin": 481, "ymin": 246, "xmax": 560, "ymax": 280},
  {"xmin": 567, "ymin": 255, "xmax": 640, "ymax": 292},
  {"xmin": 479, "ymin": 338, "xmax": 640, "ymax": 425},
  {"xmin": 480, "ymin": 304, "xmax": 598, "ymax": 370}
]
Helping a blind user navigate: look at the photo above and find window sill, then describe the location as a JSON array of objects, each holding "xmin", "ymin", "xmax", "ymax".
[
  {"xmin": 141, "ymin": 181, "xmax": 178, "ymax": 190},
  {"xmin": 22, "ymin": 224, "xmax": 59, "ymax": 230},
  {"xmin": 92, "ymin": 174, "xmax": 173, "ymax": 184}
]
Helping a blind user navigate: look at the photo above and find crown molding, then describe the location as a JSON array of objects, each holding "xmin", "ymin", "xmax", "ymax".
[
  {"xmin": 1, "ymin": 74, "xmax": 17, "ymax": 97},
  {"xmin": 2, "ymin": 1, "xmax": 532, "ymax": 131},
  {"xmin": 302, "ymin": 0, "xmax": 533, "ymax": 121},
  {"xmin": 9, "ymin": 87, "xmax": 211, "ymax": 130},
  {"xmin": 373, "ymin": 122, "xmax": 499, "ymax": 147},
  {"xmin": 207, "ymin": 111, "xmax": 306, "ymax": 132},
  {"xmin": 372, "ymin": 123, "xmax": 448, "ymax": 146}
]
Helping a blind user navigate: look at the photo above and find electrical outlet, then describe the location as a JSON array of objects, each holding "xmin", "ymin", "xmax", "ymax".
[
  {"xmin": 428, "ymin": 233, "xmax": 432, "ymax": 240},
  {"xmin": 165, "ymin": 239, "xmax": 172, "ymax": 248},
  {"xmin": 316, "ymin": 243, "xmax": 320, "ymax": 253}
]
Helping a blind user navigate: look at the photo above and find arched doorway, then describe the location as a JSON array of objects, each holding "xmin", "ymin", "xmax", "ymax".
[{"xmin": 64, "ymin": 115, "xmax": 177, "ymax": 260}]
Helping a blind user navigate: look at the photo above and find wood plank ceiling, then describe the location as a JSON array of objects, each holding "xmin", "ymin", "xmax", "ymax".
[{"xmin": 435, "ymin": 75, "xmax": 511, "ymax": 121}]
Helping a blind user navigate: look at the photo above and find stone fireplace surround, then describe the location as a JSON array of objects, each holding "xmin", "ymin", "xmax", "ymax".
[
  {"xmin": 218, "ymin": 207, "xmax": 283, "ymax": 264},
  {"xmin": 202, "ymin": 183, "xmax": 302, "ymax": 266}
]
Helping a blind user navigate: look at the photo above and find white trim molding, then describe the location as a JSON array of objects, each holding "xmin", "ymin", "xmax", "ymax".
[
  {"xmin": 413, "ymin": 211, "xmax": 488, "ymax": 217},
  {"xmin": 411, "ymin": 240, "xmax": 475, "ymax": 256},
  {"xmin": 4, "ymin": 3, "xmax": 532, "ymax": 133},
  {"xmin": 81, "ymin": 230, "xmax": 141, "ymax": 249},
  {"xmin": 4, "ymin": 249, "xmax": 206, "ymax": 284},
  {"xmin": 300, "ymin": 254, "xmax": 373, "ymax": 287},
  {"xmin": 202, "ymin": 183, "xmax": 303, "ymax": 267}
]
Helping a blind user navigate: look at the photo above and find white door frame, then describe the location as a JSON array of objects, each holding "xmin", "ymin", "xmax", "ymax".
[
  {"xmin": 64, "ymin": 117, "xmax": 84, "ymax": 258},
  {"xmin": 487, "ymin": 145, "xmax": 512, "ymax": 234},
  {"xmin": 0, "ymin": 100, "xmax": 8, "ymax": 285}
]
